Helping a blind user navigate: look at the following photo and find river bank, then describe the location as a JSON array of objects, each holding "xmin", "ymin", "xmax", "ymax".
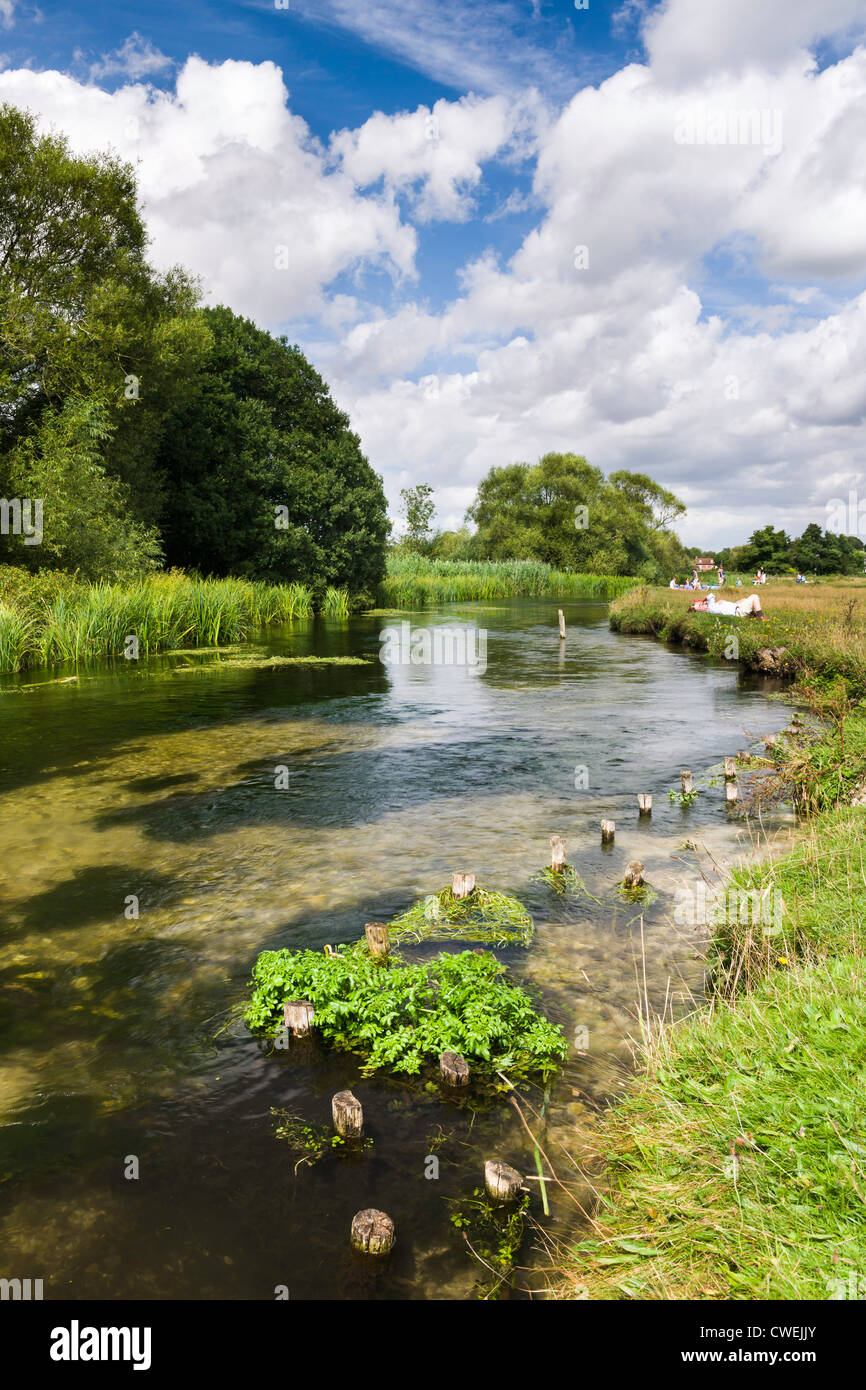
[
  {"xmin": 555, "ymin": 588, "xmax": 866, "ymax": 1300},
  {"xmin": 0, "ymin": 562, "xmax": 639, "ymax": 675}
]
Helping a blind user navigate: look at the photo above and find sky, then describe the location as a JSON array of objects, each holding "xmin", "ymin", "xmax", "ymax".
[{"xmin": 1, "ymin": 0, "xmax": 865, "ymax": 545}]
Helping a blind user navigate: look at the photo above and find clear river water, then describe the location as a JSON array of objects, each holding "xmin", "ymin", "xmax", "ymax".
[{"xmin": 0, "ymin": 600, "xmax": 793, "ymax": 1299}]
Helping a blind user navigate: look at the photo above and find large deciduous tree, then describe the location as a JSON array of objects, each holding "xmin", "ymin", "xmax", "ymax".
[
  {"xmin": 155, "ymin": 306, "xmax": 389, "ymax": 595},
  {"xmin": 466, "ymin": 453, "xmax": 689, "ymax": 579},
  {"xmin": 0, "ymin": 102, "xmax": 207, "ymax": 576}
]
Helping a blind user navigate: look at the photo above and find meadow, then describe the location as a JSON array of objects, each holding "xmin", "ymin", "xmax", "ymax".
[{"xmin": 610, "ymin": 579, "xmax": 866, "ymax": 694}]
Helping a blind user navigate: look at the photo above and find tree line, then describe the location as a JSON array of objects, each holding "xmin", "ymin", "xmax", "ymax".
[{"xmin": 3, "ymin": 101, "xmax": 861, "ymax": 595}]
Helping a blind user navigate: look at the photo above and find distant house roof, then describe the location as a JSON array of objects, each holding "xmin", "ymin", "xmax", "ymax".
[{"xmin": 695, "ymin": 557, "xmax": 716, "ymax": 569}]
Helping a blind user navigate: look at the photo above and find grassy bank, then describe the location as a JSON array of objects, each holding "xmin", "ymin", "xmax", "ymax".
[
  {"xmin": 610, "ymin": 581, "xmax": 866, "ymax": 694},
  {"xmin": 380, "ymin": 554, "xmax": 639, "ymax": 607},
  {"xmin": 0, "ymin": 568, "xmax": 352, "ymax": 674},
  {"xmin": 556, "ymin": 585, "xmax": 866, "ymax": 1300}
]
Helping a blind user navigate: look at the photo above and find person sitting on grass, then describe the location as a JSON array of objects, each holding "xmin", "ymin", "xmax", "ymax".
[{"xmin": 688, "ymin": 592, "xmax": 767, "ymax": 619}]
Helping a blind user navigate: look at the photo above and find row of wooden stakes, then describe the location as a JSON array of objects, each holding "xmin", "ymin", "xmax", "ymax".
[{"xmin": 288, "ymin": 754, "xmax": 744, "ymax": 1254}]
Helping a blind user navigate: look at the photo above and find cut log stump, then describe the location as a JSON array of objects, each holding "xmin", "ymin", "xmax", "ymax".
[
  {"xmin": 638, "ymin": 794, "xmax": 652, "ymax": 815},
  {"xmin": 558, "ymin": 609, "xmax": 566, "ymax": 640},
  {"xmin": 681, "ymin": 769, "xmax": 693, "ymax": 795},
  {"xmin": 350, "ymin": 1209, "xmax": 395, "ymax": 1256},
  {"xmin": 451, "ymin": 872, "xmax": 476, "ymax": 901},
  {"xmin": 364, "ymin": 922, "xmax": 390, "ymax": 958},
  {"xmin": 724, "ymin": 756, "xmax": 737, "ymax": 780},
  {"xmin": 283, "ymin": 1001, "xmax": 314, "ymax": 1036},
  {"xmin": 332, "ymin": 1090, "xmax": 364, "ymax": 1138},
  {"xmin": 725, "ymin": 781, "xmax": 738, "ymax": 804},
  {"xmin": 550, "ymin": 835, "xmax": 567, "ymax": 872},
  {"xmin": 623, "ymin": 860, "xmax": 645, "ymax": 889},
  {"xmin": 440, "ymin": 1052, "xmax": 470, "ymax": 1087},
  {"xmin": 484, "ymin": 1160, "xmax": 524, "ymax": 1203},
  {"xmin": 601, "ymin": 819, "xmax": 615, "ymax": 842}
]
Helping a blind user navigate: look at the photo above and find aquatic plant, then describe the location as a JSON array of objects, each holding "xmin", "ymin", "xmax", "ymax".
[
  {"xmin": 323, "ymin": 586, "xmax": 350, "ymax": 616},
  {"xmin": 271, "ymin": 1108, "xmax": 371, "ymax": 1173},
  {"xmin": 0, "ymin": 570, "xmax": 318, "ymax": 673},
  {"xmin": 530, "ymin": 865, "xmax": 598, "ymax": 900},
  {"xmin": 379, "ymin": 554, "xmax": 638, "ymax": 608},
  {"xmin": 450, "ymin": 1188, "xmax": 531, "ymax": 1299},
  {"xmin": 387, "ymin": 883, "xmax": 533, "ymax": 946},
  {"xmin": 245, "ymin": 943, "xmax": 567, "ymax": 1079}
]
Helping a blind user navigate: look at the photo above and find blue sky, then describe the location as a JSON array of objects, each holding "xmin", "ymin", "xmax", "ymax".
[{"xmin": 2, "ymin": 0, "xmax": 865, "ymax": 544}]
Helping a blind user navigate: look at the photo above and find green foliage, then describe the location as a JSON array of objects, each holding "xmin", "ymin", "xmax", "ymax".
[
  {"xmin": 717, "ymin": 523, "xmax": 866, "ymax": 578},
  {"xmin": 399, "ymin": 483, "xmax": 436, "ymax": 551},
  {"xmin": 387, "ymin": 883, "xmax": 533, "ymax": 946},
  {"xmin": 245, "ymin": 943, "xmax": 567, "ymax": 1079},
  {"xmin": 0, "ymin": 569, "xmax": 316, "ymax": 672},
  {"xmin": 450, "ymin": 1188, "xmax": 530, "ymax": 1299},
  {"xmin": 466, "ymin": 453, "xmax": 690, "ymax": 581},
  {"xmin": 271, "ymin": 1108, "xmax": 371, "ymax": 1172},
  {"xmin": 380, "ymin": 553, "xmax": 638, "ymax": 606},
  {"xmin": 155, "ymin": 306, "xmax": 389, "ymax": 594},
  {"xmin": 0, "ymin": 103, "xmax": 208, "ymax": 572}
]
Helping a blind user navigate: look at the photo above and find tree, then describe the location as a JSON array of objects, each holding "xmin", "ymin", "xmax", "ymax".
[
  {"xmin": 467, "ymin": 453, "xmax": 689, "ymax": 578},
  {"xmin": 155, "ymin": 306, "xmax": 389, "ymax": 594},
  {"xmin": 399, "ymin": 483, "xmax": 435, "ymax": 551},
  {"xmin": 739, "ymin": 526, "xmax": 792, "ymax": 571},
  {"xmin": 0, "ymin": 102, "xmax": 208, "ymax": 575}
]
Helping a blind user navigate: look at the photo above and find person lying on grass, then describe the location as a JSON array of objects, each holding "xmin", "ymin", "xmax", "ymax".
[{"xmin": 689, "ymin": 592, "xmax": 767, "ymax": 619}]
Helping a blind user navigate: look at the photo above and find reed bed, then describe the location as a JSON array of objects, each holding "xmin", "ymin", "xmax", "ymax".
[
  {"xmin": 380, "ymin": 555, "xmax": 638, "ymax": 608},
  {"xmin": 0, "ymin": 570, "xmax": 316, "ymax": 674}
]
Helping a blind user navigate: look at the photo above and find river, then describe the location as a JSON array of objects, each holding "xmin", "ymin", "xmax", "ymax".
[{"xmin": 0, "ymin": 600, "xmax": 792, "ymax": 1299}]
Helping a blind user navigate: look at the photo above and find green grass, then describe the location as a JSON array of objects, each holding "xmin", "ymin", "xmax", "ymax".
[
  {"xmin": 380, "ymin": 554, "xmax": 638, "ymax": 607},
  {"xmin": 610, "ymin": 583, "xmax": 866, "ymax": 695}
]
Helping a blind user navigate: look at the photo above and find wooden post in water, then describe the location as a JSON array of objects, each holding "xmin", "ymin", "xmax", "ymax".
[
  {"xmin": 724, "ymin": 756, "xmax": 737, "ymax": 780},
  {"xmin": 725, "ymin": 781, "xmax": 738, "ymax": 805},
  {"xmin": 638, "ymin": 794, "xmax": 652, "ymax": 815},
  {"xmin": 451, "ymin": 872, "xmax": 476, "ymax": 901},
  {"xmin": 364, "ymin": 922, "xmax": 390, "ymax": 959},
  {"xmin": 332, "ymin": 1090, "xmax": 364, "ymax": 1138},
  {"xmin": 623, "ymin": 860, "xmax": 645, "ymax": 888},
  {"xmin": 440, "ymin": 1052, "xmax": 470, "ymax": 1087},
  {"xmin": 550, "ymin": 835, "xmax": 567, "ymax": 872},
  {"xmin": 485, "ymin": 1160, "xmax": 524, "ymax": 1203},
  {"xmin": 681, "ymin": 769, "xmax": 693, "ymax": 795},
  {"xmin": 283, "ymin": 1001, "xmax": 314, "ymax": 1036},
  {"xmin": 558, "ymin": 610, "xmax": 566, "ymax": 640},
  {"xmin": 601, "ymin": 819, "xmax": 615, "ymax": 843},
  {"xmin": 350, "ymin": 1209, "xmax": 395, "ymax": 1256}
]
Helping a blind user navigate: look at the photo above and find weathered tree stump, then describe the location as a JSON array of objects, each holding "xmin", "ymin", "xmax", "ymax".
[
  {"xmin": 364, "ymin": 922, "xmax": 390, "ymax": 958},
  {"xmin": 484, "ymin": 1160, "xmax": 524, "ymax": 1203},
  {"xmin": 601, "ymin": 819, "xmax": 615, "ymax": 842},
  {"xmin": 283, "ymin": 1001, "xmax": 315, "ymax": 1036},
  {"xmin": 724, "ymin": 756, "xmax": 737, "ymax": 780},
  {"xmin": 681, "ymin": 769, "xmax": 693, "ymax": 795},
  {"xmin": 550, "ymin": 834, "xmax": 567, "ymax": 872},
  {"xmin": 558, "ymin": 609, "xmax": 566, "ymax": 640},
  {"xmin": 623, "ymin": 860, "xmax": 644, "ymax": 888},
  {"xmin": 637, "ymin": 794, "xmax": 652, "ymax": 815},
  {"xmin": 440, "ymin": 1051, "xmax": 470, "ymax": 1087},
  {"xmin": 725, "ymin": 781, "xmax": 738, "ymax": 804},
  {"xmin": 451, "ymin": 872, "xmax": 476, "ymax": 900},
  {"xmin": 350, "ymin": 1209, "xmax": 395, "ymax": 1256},
  {"xmin": 332, "ymin": 1090, "xmax": 364, "ymax": 1138}
]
